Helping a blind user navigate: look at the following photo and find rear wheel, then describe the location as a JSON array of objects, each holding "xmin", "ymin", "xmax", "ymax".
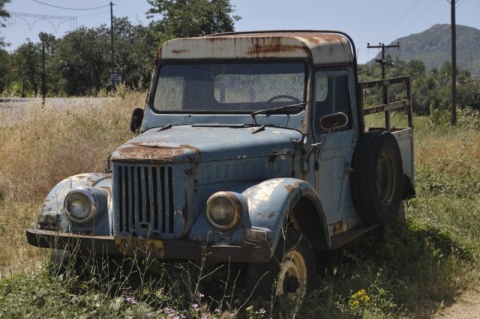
[{"xmin": 246, "ymin": 229, "xmax": 316, "ymax": 301}]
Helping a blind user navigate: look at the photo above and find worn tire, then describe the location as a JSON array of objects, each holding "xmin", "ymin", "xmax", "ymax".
[
  {"xmin": 246, "ymin": 229, "xmax": 316, "ymax": 301},
  {"xmin": 352, "ymin": 130, "xmax": 403, "ymax": 224}
]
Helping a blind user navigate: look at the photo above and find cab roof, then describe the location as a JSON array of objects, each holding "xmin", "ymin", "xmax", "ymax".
[{"xmin": 156, "ymin": 30, "xmax": 356, "ymax": 65}]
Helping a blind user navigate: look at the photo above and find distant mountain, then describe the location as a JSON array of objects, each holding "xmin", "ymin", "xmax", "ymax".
[{"xmin": 370, "ymin": 24, "xmax": 480, "ymax": 78}]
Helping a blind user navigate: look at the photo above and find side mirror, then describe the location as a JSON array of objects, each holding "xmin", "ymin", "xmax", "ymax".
[
  {"xmin": 130, "ymin": 108, "xmax": 144, "ymax": 133},
  {"xmin": 319, "ymin": 112, "xmax": 349, "ymax": 132}
]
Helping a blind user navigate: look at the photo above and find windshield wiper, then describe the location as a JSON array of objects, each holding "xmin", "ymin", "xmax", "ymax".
[
  {"xmin": 192, "ymin": 123, "xmax": 248, "ymax": 128},
  {"xmin": 251, "ymin": 102, "xmax": 306, "ymax": 120}
]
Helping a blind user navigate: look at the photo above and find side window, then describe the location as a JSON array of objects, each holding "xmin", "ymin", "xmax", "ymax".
[{"xmin": 314, "ymin": 70, "xmax": 352, "ymax": 134}]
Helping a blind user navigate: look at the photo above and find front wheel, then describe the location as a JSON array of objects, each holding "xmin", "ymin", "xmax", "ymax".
[{"xmin": 246, "ymin": 229, "xmax": 316, "ymax": 301}]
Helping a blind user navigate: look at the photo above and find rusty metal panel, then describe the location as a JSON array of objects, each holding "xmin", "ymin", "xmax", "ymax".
[{"xmin": 158, "ymin": 32, "xmax": 353, "ymax": 65}]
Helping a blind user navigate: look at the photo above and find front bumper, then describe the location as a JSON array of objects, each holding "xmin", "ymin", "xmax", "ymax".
[{"xmin": 26, "ymin": 229, "xmax": 271, "ymax": 263}]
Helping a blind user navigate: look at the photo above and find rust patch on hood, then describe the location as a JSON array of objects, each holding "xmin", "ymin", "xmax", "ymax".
[{"xmin": 117, "ymin": 142, "xmax": 200, "ymax": 161}]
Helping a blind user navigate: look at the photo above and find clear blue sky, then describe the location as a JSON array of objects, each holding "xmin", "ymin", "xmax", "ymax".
[{"xmin": 1, "ymin": 0, "xmax": 479, "ymax": 64}]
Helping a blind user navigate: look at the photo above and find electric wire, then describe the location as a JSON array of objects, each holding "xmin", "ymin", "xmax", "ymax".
[
  {"xmin": 389, "ymin": 0, "xmax": 469, "ymax": 41},
  {"xmin": 31, "ymin": 0, "xmax": 111, "ymax": 11},
  {"xmin": 430, "ymin": 0, "xmax": 465, "ymax": 26},
  {"xmin": 387, "ymin": 0, "xmax": 441, "ymax": 41},
  {"xmin": 376, "ymin": 0, "xmax": 422, "ymax": 42}
]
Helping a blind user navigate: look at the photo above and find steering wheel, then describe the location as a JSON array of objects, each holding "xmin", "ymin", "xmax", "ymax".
[{"xmin": 267, "ymin": 95, "xmax": 301, "ymax": 103}]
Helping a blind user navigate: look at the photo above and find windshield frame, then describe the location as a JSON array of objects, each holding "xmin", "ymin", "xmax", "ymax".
[{"xmin": 149, "ymin": 59, "xmax": 309, "ymax": 114}]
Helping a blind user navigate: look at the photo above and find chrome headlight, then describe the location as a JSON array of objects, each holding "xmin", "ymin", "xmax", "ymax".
[
  {"xmin": 206, "ymin": 192, "xmax": 244, "ymax": 231},
  {"xmin": 64, "ymin": 187, "xmax": 105, "ymax": 224}
]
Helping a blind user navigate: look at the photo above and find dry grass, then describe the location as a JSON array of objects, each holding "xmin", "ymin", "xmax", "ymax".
[
  {"xmin": 0, "ymin": 92, "xmax": 144, "ymax": 277},
  {"xmin": 1, "ymin": 98, "xmax": 479, "ymax": 317}
]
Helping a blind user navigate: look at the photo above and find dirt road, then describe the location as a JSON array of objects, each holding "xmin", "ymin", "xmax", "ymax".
[{"xmin": 434, "ymin": 288, "xmax": 480, "ymax": 318}]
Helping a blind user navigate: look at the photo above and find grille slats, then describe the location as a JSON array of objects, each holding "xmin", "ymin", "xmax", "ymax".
[
  {"xmin": 167, "ymin": 167, "xmax": 174, "ymax": 232},
  {"xmin": 115, "ymin": 163, "xmax": 175, "ymax": 236}
]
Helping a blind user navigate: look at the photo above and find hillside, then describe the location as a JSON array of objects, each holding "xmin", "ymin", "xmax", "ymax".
[{"xmin": 371, "ymin": 24, "xmax": 480, "ymax": 78}]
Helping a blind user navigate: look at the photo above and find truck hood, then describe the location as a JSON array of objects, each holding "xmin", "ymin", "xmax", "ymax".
[{"xmin": 111, "ymin": 125, "xmax": 303, "ymax": 163}]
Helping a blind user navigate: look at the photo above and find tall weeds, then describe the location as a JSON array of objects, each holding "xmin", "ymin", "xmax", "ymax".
[
  {"xmin": 0, "ymin": 97, "xmax": 479, "ymax": 318},
  {"xmin": 0, "ymin": 93, "xmax": 143, "ymax": 276}
]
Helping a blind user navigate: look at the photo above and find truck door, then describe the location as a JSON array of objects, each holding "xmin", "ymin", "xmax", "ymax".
[{"xmin": 313, "ymin": 70, "xmax": 356, "ymax": 230}]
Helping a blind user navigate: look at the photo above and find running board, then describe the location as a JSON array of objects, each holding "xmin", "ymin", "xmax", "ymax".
[{"xmin": 330, "ymin": 225, "xmax": 378, "ymax": 249}]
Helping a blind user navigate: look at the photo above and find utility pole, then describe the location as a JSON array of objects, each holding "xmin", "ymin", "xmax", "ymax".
[
  {"xmin": 39, "ymin": 32, "xmax": 48, "ymax": 105},
  {"xmin": 449, "ymin": 0, "xmax": 457, "ymax": 126},
  {"xmin": 367, "ymin": 42, "xmax": 400, "ymax": 129},
  {"xmin": 110, "ymin": 2, "xmax": 114, "ymax": 73},
  {"xmin": 367, "ymin": 43, "xmax": 400, "ymax": 79}
]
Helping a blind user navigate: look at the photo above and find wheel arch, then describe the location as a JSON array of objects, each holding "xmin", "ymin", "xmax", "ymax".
[
  {"xmin": 41, "ymin": 173, "xmax": 111, "ymax": 213},
  {"xmin": 38, "ymin": 173, "xmax": 112, "ymax": 233},
  {"xmin": 287, "ymin": 187, "xmax": 331, "ymax": 252},
  {"xmin": 243, "ymin": 178, "xmax": 330, "ymax": 254}
]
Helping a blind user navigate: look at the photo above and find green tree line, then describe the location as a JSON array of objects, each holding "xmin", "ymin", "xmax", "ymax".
[
  {"xmin": 358, "ymin": 55, "xmax": 480, "ymax": 115},
  {"xmin": 1, "ymin": 0, "xmax": 479, "ymax": 115},
  {"xmin": 0, "ymin": 0, "xmax": 239, "ymax": 96}
]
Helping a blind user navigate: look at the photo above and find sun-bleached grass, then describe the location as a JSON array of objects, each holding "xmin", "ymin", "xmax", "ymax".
[{"xmin": 0, "ymin": 92, "xmax": 143, "ymax": 276}]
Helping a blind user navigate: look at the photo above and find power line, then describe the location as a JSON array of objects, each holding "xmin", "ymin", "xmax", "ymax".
[
  {"xmin": 376, "ymin": 0, "xmax": 422, "ymax": 42},
  {"xmin": 31, "ymin": 0, "xmax": 111, "ymax": 11},
  {"xmin": 388, "ymin": 0, "xmax": 440, "ymax": 40},
  {"xmin": 430, "ymin": 0, "xmax": 465, "ymax": 25}
]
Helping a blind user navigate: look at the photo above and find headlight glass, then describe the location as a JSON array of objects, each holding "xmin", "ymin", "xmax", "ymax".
[
  {"xmin": 64, "ymin": 187, "xmax": 98, "ymax": 224},
  {"xmin": 206, "ymin": 192, "xmax": 243, "ymax": 231}
]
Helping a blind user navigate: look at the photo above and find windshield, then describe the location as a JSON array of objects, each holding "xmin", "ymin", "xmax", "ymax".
[{"xmin": 152, "ymin": 61, "xmax": 307, "ymax": 113}]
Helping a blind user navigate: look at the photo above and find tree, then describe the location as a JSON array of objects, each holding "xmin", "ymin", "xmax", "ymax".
[
  {"xmin": 112, "ymin": 18, "xmax": 158, "ymax": 89},
  {"xmin": 0, "ymin": 0, "xmax": 11, "ymax": 48},
  {"xmin": 13, "ymin": 41, "xmax": 42, "ymax": 96},
  {"xmin": 3, "ymin": 2, "xmax": 241, "ymax": 96},
  {"xmin": 0, "ymin": 49, "xmax": 10, "ymax": 93},
  {"xmin": 0, "ymin": 0, "xmax": 10, "ymax": 27},
  {"xmin": 146, "ymin": 0, "xmax": 240, "ymax": 40},
  {"xmin": 407, "ymin": 59, "xmax": 426, "ymax": 75},
  {"xmin": 457, "ymin": 81, "xmax": 480, "ymax": 110},
  {"xmin": 52, "ymin": 26, "xmax": 110, "ymax": 96},
  {"xmin": 439, "ymin": 61, "xmax": 452, "ymax": 83}
]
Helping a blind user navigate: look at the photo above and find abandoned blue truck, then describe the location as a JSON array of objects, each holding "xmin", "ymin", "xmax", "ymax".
[{"xmin": 27, "ymin": 30, "xmax": 415, "ymax": 300}]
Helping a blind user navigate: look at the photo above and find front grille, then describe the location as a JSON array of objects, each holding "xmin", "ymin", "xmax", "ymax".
[{"xmin": 114, "ymin": 163, "xmax": 175, "ymax": 236}]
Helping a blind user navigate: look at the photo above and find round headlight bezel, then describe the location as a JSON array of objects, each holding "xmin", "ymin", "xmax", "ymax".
[
  {"xmin": 206, "ymin": 192, "xmax": 243, "ymax": 231},
  {"xmin": 64, "ymin": 187, "xmax": 98, "ymax": 224}
]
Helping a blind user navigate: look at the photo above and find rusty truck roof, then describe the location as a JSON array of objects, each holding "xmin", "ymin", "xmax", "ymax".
[{"xmin": 156, "ymin": 30, "xmax": 355, "ymax": 65}]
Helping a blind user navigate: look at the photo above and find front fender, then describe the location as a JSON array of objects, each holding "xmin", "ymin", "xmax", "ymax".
[
  {"xmin": 36, "ymin": 173, "xmax": 112, "ymax": 235},
  {"xmin": 242, "ymin": 178, "xmax": 329, "ymax": 252}
]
